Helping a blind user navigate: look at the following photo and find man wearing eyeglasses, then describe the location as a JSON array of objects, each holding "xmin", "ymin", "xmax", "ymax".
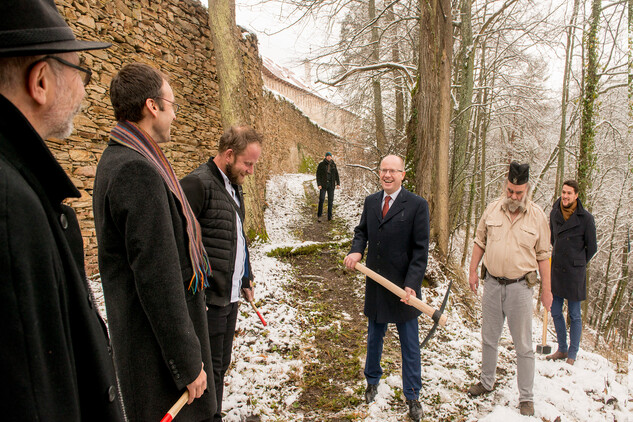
[
  {"xmin": 93, "ymin": 63, "xmax": 215, "ymax": 421},
  {"xmin": 0, "ymin": 0, "xmax": 124, "ymax": 420},
  {"xmin": 344, "ymin": 155, "xmax": 429, "ymax": 422}
]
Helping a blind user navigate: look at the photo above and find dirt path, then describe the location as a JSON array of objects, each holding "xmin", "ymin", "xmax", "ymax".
[{"xmin": 276, "ymin": 181, "xmax": 407, "ymax": 420}]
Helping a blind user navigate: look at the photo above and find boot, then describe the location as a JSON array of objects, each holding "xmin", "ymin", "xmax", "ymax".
[
  {"xmin": 519, "ymin": 401, "xmax": 534, "ymax": 416},
  {"xmin": 364, "ymin": 383, "xmax": 378, "ymax": 404},
  {"xmin": 546, "ymin": 350, "xmax": 568, "ymax": 361},
  {"xmin": 467, "ymin": 381, "xmax": 493, "ymax": 396},
  {"xmin": 406, "ymin": 399, "xmax": 423, "ymax": 422}
]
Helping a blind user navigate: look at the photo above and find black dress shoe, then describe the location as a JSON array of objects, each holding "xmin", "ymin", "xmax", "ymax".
[
  {"xmin": 406, "ymin": 399, "xmax": 423, "ymax": 422},
  {"xmin": 365, "ymin": 383, "xmax": 378, "ymax": 404}
]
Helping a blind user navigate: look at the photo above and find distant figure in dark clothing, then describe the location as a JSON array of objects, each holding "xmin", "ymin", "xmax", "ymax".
[
  {"xmin": 316, "ymin": 151, "xmax": 340, "ymax": 222},
  {"xmin": 546, "ymin": 179, "xmax": 597, "ymax": 366}
]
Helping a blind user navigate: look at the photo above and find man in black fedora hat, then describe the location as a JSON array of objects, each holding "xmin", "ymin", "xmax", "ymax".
[
  {"xmin": 0, "ymin": 1, "xmax": 124, "ymax": 420},
  {"xmin": 467, "ymin": 161, "xmax": 552, "ymax": 417}
]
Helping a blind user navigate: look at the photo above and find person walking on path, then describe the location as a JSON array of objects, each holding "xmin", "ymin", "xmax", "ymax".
[
  {"xmin": 467, "ymin": 161, "xmax": 552, "ymax": 417},
  {"xmin": 343, "ymin": 155, "xmax": 429, "ymax": 422},
  {"xmin": 316, "ymin": 151, "xmax": 340, "ymax": 222},
  {"xmin": 181, "ymin": 125, "xmax": 262, "ymax": 421},
  {"xmin": 0, "ymin": 0, "xmax": 124, "ymax": 420},
  {"xmin": 547, "ymin": 180, "xmax": 597, "ymax": 365},
  {"xmin": 93, "ymin": 63, "xmax": 215, "ymax": 421}
]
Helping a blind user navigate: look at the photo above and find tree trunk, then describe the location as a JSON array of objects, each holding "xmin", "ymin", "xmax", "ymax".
[
  {"xmin": 554, "ymin": 0, "xmax": 580, "ymax": 197},
  {"xmin": 577, "ymin": 0, "xmax": 602, "ymax": 204},
  {"xmin": 450, "ymin": 0, "xmax": 474, "ymax": 232},
  {"xmin": 386, "ymin": 5, "xmax": 405, "ymax": 138},
  {"xmin": 369, "ymin": 0, "xmax": 388, "ymax": 154},
  {"xmin": 208, "ymin": 0, "xmax": 265, "ymax": 237},
  {"xmin": 208, "ymin": 0, "xmax": 248, "ymax": 128},
  {"xmin": 414, "ymin": 0, "xmax": 452, "ymax": 259}
]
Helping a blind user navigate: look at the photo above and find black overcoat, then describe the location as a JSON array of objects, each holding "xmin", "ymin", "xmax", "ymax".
[
  {"xmin": 550, "ymin": 197, "xmax": 597, "ymax": 301},
  {"xmin": 0, "ymin": 95, "xmax": 124, "ymax": 421},
  {"xmin": 315, "ymin": 158, "xmax": 340, "ymax": 188},
  {"xmin": 350, "ymin": 188, "xmax": 430, "ymax": 323},
  {"xmin": 93, "ymin": 142, "xmax": 215, "ymax": 421}
]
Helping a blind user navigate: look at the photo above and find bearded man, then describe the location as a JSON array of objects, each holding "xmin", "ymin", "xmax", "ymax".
[
  {"xmin": 181, "ymin": 125, "xmax": 262, "ymax": 422},
  {"xmin": 467, "ymin": 161, "xmax": 552, "ymax": 417}
]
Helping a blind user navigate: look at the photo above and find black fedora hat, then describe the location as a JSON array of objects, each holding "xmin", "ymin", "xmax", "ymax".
[{"xmin": 0, "ymin": 0, "xmax": 110, "ymax": 57}]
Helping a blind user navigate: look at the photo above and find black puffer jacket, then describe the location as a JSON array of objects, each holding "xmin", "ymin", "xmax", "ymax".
[{"xmin": 181, "ymin": 158, "xmax": 253, "ymax": 306}]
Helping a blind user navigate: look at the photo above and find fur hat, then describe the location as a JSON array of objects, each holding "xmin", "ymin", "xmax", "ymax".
[{"xmin": 508, "ymin": 161, "xmax": 529, "ymax": 185}]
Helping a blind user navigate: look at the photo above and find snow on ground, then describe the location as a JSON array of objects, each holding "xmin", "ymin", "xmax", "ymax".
[
  {"xmin": 225, "ymin": 173, "xmax": 631, "ymax": 421},
  {"xmin": 90, "ymin": 172, "xmax": 631, "ymax": 421}
]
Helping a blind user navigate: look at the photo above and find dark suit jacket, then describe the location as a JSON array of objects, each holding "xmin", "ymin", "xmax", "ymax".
[
  {"xmin": 550, "ymin": 197, "xmax": 597, "ymax": 301},
  {"xmin": 350, "ymin": 187, "xmax": 430, "ymax": 323}
]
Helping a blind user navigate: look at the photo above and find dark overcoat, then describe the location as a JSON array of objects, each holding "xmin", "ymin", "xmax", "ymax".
[
  {"xmin": 0, "ymin": 95, "xmax": 124, "ymax": 421},
  {"xmin": 316, "ymin": 158, "xmax": 340, "ymax": 188},
  {"xmin": 550, "ymin": 197, "xmax": 597, "ymax": 301},
  {"xmin": 350, "ymin": 188, "xmax": 430, "ymax": 323},
  {"xmin": 93, "ymin": 142, "xmax": 215, "ymax": 421}
]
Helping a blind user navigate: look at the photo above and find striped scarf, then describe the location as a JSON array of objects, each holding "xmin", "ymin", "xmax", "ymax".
[{"xmin": 110, "ymin": 121, "xmax": 211, "ymax": 293}]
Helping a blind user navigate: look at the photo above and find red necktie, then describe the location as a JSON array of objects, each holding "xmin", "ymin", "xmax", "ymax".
[{"xmin": 382, "ymin": 196, "xmax": 391, "ymax": 218}]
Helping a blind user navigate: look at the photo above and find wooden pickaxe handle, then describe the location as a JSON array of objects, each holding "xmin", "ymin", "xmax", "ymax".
[
  {"xmin": 249, "ymin": 300, "xmax": 267, "ymax": 326},
  {"xmin": 541, "ymin": 308, "xmax": 548, "ymax": 345},
  {"xmin": 160, "ymin": 390, "xmax": 189, "ymax": 422},
  {"xmin": 355, "ymin": 263, "xmax": 448, "ymax": 326}
]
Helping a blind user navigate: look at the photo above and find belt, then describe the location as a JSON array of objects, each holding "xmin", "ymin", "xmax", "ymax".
[{"xmin": 489, "ymin": 274, "xmax": 526, "ymax": 285}]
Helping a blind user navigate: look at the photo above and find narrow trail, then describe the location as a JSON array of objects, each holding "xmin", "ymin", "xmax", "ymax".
[{"xmin": 278, "ymin": 179, "xmax": 410, "ymax": 420}]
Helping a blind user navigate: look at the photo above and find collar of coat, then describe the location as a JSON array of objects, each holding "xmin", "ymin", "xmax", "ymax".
[
  {"xmin": 373, "ymin": 187, "xmax": 409, "ymax": 224},
  {"xmin": 206, "ymin": 156, "xmax": 245, "ymax": 214},
  {"xmin": 0, "ymin": 94, "xmax": 80, "ymax": 205},
  {"xmin": 552, "ymin": 196, "xmax": 587, "ymax": 230}
]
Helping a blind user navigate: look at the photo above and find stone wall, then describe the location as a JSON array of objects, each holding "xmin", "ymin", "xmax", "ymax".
[
  {"xmin": 259, "ymin": 90, "xmax": 343, "ymax": 174},
  {"xmin": 50, "ymin": 0, "xmax": 348, "ymax": 275}
]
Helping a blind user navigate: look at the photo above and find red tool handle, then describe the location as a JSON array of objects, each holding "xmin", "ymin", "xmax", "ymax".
[
  {"xmin": 250, "ymin": 300, "xmax": 267, "ymax": 326},
  {"xmin": 160, "ymin": 390, "xmax": 189, "ymax": 422}
]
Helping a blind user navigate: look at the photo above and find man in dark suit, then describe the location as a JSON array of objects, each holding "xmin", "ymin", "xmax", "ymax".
[
  {"xmin": 0, "ymin": 1, "xmax": 123, "ymax": 420},
  {"xmin": 344, "ymin": 155, "xmax": 429, "ymax": 422},
  {"xmin": 547, "ymin": 180, "xmax": 597, "ymax": 365}
]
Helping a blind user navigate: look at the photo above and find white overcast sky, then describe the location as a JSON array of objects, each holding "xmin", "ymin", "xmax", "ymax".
[{"xmin": 199, "ymin": 0, "xmax": 332, "ymax": 84}]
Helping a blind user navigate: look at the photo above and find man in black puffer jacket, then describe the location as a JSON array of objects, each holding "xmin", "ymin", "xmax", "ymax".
[{"xmin": 181, "ymin": 125, "xmax": 263, "ymax": 421}]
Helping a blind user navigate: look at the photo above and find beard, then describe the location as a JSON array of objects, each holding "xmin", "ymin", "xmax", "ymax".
[
  {"xmin": 225, "ymin": 160, "xmax": 242, "ymax": 185},
  {"xmin": 503, "ymin": 195, "xmax": 527, "ymax": 213},
  {"xmin": 43, "ymin": 70, "xmax": 83, "ymax": 139}
]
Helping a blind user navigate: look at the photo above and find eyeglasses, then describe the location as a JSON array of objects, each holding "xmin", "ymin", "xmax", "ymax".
[
  {"xmin": 379, "ymin": 168, "xmax": 404, "ymax": 175},
  {"xmin": 32, "ymin": 55, "xmax": 92, "ymax": 86},
  {"xmin": 156, "ymin": 97, "xmax": 180, "ymax": 113}
]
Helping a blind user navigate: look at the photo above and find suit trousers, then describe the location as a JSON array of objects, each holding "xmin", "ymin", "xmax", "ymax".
[
  {"xmin": 551, "ymin": 295, "xmax": 582, "ymax": 360},
  {"xmin": 317, "ymin": 186, "xmax": 335, "ymax": 220},
  {"xmin": 481, "ymin": 274, "xmax": 534, "ymax": 402},
  {"xmin": 207, "ymin": 301, "xmax": 239, "ymax": 421},
  {"xmin": 364, "ymin": 318, "xmax": 421, "ymax": 400}
]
